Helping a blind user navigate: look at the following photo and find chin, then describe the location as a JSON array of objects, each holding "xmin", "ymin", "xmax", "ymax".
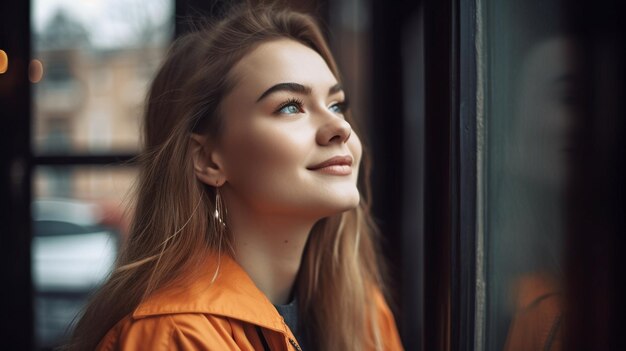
[
  {"xmin": 327, "ymin": 191, "xmax": 361, "ymax": 214},
  {"xmin": 286, "ymin": 187, "xmax": 362, "ymax": 219}
]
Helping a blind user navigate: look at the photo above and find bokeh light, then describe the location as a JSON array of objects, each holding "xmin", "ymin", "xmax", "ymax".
[
  {"xmin": 29, "ymin": 59, "xmax": 44, "ymax": 83},
  {"xmin": 0, "ymin": 50, "xmax": 8, "ymax": 74}
]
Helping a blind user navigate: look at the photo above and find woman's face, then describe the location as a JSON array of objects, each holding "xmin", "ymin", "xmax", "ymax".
[
  {"xmin": 513, "ymin": 37, "xmax": 581, "ymax": 190},
  {"xmin": 214, "ymin": 39, "xmax": 362, "ymax": 220}
]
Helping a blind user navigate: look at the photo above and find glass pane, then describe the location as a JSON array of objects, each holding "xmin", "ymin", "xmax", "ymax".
[
  {"xmin": 483, "ymin": 1, "xmax": 579, "ymax": 350},
  {"xmin": 32, "ymin": 165, "xmax": 137, "ymax": 349},
  {"xmin": 31, "ymin": 0, "xmax": 173, "ymax": 155}
]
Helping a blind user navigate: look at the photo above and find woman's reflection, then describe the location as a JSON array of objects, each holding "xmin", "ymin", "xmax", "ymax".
[{"xmin": 503, "ymin": 36, "xmax": 582, "ymax": 351}]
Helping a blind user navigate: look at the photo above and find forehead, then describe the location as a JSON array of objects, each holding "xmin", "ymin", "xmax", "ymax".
[{"xmin": 229, "ymin": 39, "xmax": 338, "ymax": 96}]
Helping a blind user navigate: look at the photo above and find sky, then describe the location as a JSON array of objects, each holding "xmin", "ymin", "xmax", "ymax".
[{"xmin": 32, "ymin": 0, "xmax": 173, "ymax": 49}]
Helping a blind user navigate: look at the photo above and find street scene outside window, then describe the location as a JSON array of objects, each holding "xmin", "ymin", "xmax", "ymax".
[{"xmin": 30, "ymin": 0, "xmax": 173, "ymax": 348}]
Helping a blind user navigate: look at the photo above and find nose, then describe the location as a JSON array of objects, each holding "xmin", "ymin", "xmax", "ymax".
[{"xmin": 315, "ymin": 112, "xmax": 352, "ymax": 145}]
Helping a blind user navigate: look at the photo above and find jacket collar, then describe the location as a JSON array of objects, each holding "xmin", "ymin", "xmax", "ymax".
[{"xmin": 132, "ymin": 253, "xmax": 291, "ymax": 335}]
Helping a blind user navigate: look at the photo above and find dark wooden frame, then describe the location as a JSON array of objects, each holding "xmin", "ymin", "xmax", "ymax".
[
  {"xmin": 0, "ymin": 0, "xmax": 490, "ymax": 349},
  {"xmin": 0, "ymin": 0, "xmax": 34, "ymax": 347}
]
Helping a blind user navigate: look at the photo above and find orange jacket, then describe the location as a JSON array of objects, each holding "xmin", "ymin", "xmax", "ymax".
[
  {"xmin": 96, "ymin": 254, "xmax": 404, "ymax": 350},
  {"xmin": 504, "ymin": 273, "xmax": 562, "ymax": 351}
]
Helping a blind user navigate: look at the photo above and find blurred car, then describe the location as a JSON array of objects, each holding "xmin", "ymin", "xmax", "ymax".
[{"xmin": 32, "ymin": 198, "xmax": 118, "ymax": 349}]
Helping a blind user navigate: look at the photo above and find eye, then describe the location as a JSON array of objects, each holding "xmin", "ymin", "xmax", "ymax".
[
  {"xmin": 275, "ymin": 98, "xmax": 304, "ymax": 115},
  {"xmin": 280, "ymin": 104, "xmax": 300, "ymax": 114},
  {"xmin": 329, "ymin": 100, "xmax": 349, "ymax": 115}
]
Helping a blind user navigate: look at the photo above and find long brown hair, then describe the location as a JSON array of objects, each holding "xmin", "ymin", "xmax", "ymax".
[{"xmin": 68, "ymin": 3, "xmax": 386, "ymax": 350}]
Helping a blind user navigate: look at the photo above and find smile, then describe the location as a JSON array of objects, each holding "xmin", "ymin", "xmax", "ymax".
[{"xmin": 307, "ymin": 155, "xmax": 353, "ymax": 176}]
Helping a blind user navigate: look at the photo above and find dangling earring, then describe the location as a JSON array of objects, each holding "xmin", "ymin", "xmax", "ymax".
[
  {"xmin": 212, "ymin": 182, "xmax": 228, "ymax": 281},
  {"xmin": 214, "ymin": 183, "xmax": 227, "ymax": 228}
]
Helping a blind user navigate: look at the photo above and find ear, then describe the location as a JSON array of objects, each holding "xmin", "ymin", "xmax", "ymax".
[{"xmin": 189, "ymin": 133, "xmax": 226, "ymax": 187}]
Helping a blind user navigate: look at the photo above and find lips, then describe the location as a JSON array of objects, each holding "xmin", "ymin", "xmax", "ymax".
[{"xmin": 307, "ymin": 155, "xmax": 353, "ymax": 175}]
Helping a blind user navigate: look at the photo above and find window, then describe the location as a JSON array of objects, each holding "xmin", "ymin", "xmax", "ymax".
[
  {"xmin": 30, "ymin": 0, "xmax": 173, "ymax": 348},
  {"xmin": 483, "ymin": 0, "xmax": 573, "ymax": 344}
]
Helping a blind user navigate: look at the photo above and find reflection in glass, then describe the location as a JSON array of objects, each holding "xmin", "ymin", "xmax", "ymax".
[
  {"xmin": 501, "ymin": 37, "xmax": 581, "ymax": 351},
  {"xmin": 31, "ymin": 0, "xmax": 173, "ymax": 154},
  {"xmin": 484, "ymin": 1, "xmax": 581, "ymax": 350}
]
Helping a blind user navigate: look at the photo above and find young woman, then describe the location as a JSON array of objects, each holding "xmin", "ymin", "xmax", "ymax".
[{"xmin": 68, "ymin": 3, "xmax": 403, "ymax": 350}]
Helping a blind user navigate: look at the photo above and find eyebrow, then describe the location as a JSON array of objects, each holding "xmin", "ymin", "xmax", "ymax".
[{"xmin": 256, "ymin": 82, "xmax": 343, "ymax": 102}]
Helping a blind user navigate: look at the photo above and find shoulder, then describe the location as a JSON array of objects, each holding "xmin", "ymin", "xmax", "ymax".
[
  {"xmin": 372, "ymin": 287, "xmax": 397, "ymax": 331},
  {"xmin": 371, "ymin": 287, "xmax": 405, "ymax": 351},
  {"xmin": 372, "ymin": 287, "xmax": 393, "ymax": 318},
  {"xmin": 96, "ymin": 313, "xmax": 240, "ymax": 351}
]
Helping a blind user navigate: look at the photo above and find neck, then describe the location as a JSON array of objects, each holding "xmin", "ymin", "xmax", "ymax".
[{"xmin": 223, "ymin": 192, "xmax": 317, "ymax": 305}]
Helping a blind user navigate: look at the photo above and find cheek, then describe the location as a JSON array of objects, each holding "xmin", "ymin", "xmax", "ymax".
[{"xmin": 221, "ymin": 121, "xmax": 310, "ymax": 183}]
